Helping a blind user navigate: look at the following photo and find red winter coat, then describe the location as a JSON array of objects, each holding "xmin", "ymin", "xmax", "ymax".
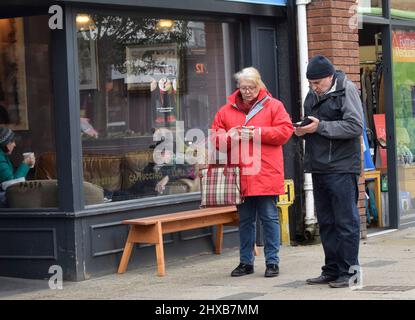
[{"xmin": 211, "ymin": 89, "xmax": 294, "ymax": 196}]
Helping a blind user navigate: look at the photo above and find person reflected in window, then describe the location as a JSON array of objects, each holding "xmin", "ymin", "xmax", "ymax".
[{"xmin": 0, "ymin": 128, "xmax": 35, "ymax": 184}]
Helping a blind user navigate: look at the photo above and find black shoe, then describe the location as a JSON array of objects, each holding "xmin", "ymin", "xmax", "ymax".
[
  {"xmin": 329, "ymin": 275, "xmax": 355, "ymax": 288},
  {"xmin": 264, "ymin": 264, "xmax": 279, "ymax": 277},
  {"xmin": 306, "ymin": 274, "xmax": 337, "ymax": 285},
  {"xmin": 231, "ymin": 263, "xmax": 254, "ymax": 277}
]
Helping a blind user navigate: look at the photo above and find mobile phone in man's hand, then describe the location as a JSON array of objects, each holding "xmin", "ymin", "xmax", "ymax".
[{"xmin": 293, "ymin": 117, "xmax": 313, "ymax": 127}]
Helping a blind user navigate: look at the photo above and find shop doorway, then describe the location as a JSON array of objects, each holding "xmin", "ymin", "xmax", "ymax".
[{"xmin": 359, "ymin": 24, "xmax": 390, "ymax": 233}]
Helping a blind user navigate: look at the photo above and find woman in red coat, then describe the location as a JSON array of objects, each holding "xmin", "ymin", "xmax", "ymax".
[{"xmin": 211, "ymin": 67, "xmax": 293, "ymax": 277}]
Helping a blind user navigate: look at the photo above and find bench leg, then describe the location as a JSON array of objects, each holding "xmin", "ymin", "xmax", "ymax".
[
  {"xmin": 154, "ymin": 222, "xmax": 166, "ymax": 276},
  {"xmin": 254, "ymin": 244, "xmax": 259, "ymax": 256},
  {"xmin": 215, "ymin": 224, "xmax": 223, "ymax": 254},
  {"xmin": 118, "ymin": 227, "xmax": 136, "ymax": 274}
]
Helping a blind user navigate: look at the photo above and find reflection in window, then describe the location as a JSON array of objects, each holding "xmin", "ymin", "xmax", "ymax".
[
  {"xmin": 392, "ymin": 28, "xmax": 415, "ymax": 221},
  {"xmin": 76, "ymin": 14, "xmax": 238, "ymax": 205},
  {"xmin": 0, "ymin": 16, "xmax": 58, "ymax": 209},
  {"xmin": 391, "ymin": 0, "xmax": 415, "ymax": 20}
]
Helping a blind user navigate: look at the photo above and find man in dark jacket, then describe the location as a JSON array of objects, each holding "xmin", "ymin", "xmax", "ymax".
[{"xmin": 294, "ymin": 55, "xmax": 363, "ymax": 288}]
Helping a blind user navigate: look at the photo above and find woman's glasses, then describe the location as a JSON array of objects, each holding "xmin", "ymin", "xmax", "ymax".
[{"xmin": 239, "ymin": 86, "xmax": 257, "ymax": 93}]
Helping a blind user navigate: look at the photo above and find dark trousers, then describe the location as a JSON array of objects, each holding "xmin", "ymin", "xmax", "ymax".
[{"xmin": 312, "ymin": 173, "xmax": 360, "ymax": 277}]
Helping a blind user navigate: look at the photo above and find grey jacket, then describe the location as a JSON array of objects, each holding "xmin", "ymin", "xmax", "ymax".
[{"xmin": 303, "ymin": 71, "xmax": 363, "ymax": 174}]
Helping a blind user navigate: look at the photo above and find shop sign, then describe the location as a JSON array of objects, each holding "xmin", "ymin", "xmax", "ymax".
[
  {"xmin": 195, "ymin": 63, "xmax": 206, "ymax": 74},
  {"xmin": 224, "ymin": 0, "xmax": 286, "ymax": 6},
  {"xmin": 393, "ymin": 31, "xmax": 415, "ymax": 63}
]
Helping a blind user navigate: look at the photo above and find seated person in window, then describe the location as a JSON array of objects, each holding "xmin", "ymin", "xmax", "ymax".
[
  {"xmin": 111, "ymin": 142, "xmax": 196, "ymax": 201},
  {"xmin": 126, "ymin": 161, "xmax": 195, "ymax": 197},
  {"xmin": 0, "ymin": 128, "xmax": 36, "ymax": 185},
  {"xmin": 0, "ymin": 128, "xmax": 36, "ymax": 205}
]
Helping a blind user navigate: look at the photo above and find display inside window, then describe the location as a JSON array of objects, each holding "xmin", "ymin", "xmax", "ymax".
[
  {"xmin": 76, "ymin": 13, "xmax": 238, "ymax": 205},
  {"xmin": 0, "ymin": 18, "xmax": 28, "ymax": 130},
  {"xmin": 0, "ymin": 16, "xmax": 58, "ymax": 209},
  {"xmin": 392, "ymin": 28, "xmax": 415, "ymax": 221},
  {"xmin": 359, "ymin": 27, "xmax": 389, "ymax": 228}
]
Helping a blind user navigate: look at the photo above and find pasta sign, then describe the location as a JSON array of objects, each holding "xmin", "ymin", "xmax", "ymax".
[{"xmin": 393, "ymin": 31, "xmax": 415, "ymax": 63}]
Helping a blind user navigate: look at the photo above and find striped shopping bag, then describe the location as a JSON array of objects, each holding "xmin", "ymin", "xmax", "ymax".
[{"xmin": 199, "ymin": 165, "xmax": 243, "ymax": 207}]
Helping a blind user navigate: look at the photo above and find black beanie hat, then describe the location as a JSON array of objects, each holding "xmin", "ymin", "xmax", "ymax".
[
  {"xmin": 0, "ymin": 127, "xmax": 15, "ymax": 147},
  {"xmin": 306, "ymin": 55, "xmax": 335, "ymax": 80}
]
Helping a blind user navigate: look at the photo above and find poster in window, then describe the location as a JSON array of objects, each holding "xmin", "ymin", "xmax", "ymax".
[
  {"xmin": 0, "ymin": 18, "xmax": 29, "ymax": 130},
  {"xmin": 78, "ymin": 36, "xmax": 98, "ymax": 90},
  {"xmin": 126, "ymin": 44, "xmax": 179, "ymax": 128}
]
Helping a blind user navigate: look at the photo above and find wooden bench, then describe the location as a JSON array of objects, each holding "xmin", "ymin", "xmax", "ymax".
[{"xmin": 117, "ymin": 206, "xmax": 241, "ymax": 276}]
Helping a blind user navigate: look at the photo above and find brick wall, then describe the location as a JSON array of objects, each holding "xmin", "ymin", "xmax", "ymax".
[
  {"xmin": 307, "ymin": 0, "xmax": 367, "ymax": 238},
  {"xmin": 307, "ymin": 0, "xmax": 360, "ymax": 88}
]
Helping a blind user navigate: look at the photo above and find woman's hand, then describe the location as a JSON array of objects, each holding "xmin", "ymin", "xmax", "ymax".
[
  {"xmin": 23, "ymin": 153, "xmax": 36, "ymax": 168},
  {"xmin": 239, "ymin": 126, "xmax": 255, "ymax": 141},
  {"xmin": 227, "ymin": 126, "xmax": 241, "ymax": 141}
]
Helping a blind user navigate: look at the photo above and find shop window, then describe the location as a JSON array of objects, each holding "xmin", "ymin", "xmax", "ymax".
[
  {"xmin": 0, "ymin": 15, "xmax": 57, "ymax": 209},
  {"xmin": 392, "ymin": 28, "xmax": 415, "ymax": 222},
  {"xmin": 359, "ymin": 26, "xmax": 387, "ymax": 228},
  {"xmin": 75, "ymin": 13, "xmax": 238, "ymax": 205}
]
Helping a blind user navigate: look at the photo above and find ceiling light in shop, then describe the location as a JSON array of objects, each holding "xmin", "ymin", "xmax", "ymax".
[
  {"xmin": 76, "ymin": 14, "xmax": 92, "ymax": 31},
  {"xmin": 157, "ymin": 19, "xmax": 174, "ymax": 30}
]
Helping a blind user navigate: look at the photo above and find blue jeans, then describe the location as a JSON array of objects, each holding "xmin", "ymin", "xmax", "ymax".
[
  {"xmin": 237, "ymin": 196, "xmax": 280, "ymax": 266},
  {"xmin": 312, "ymin": 173, "xmax": 360, "ymax": 277}
]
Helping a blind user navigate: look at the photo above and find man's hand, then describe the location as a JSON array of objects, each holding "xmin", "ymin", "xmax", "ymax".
[{"xmin": 294, "ymin": 116, "xmax": 319, "ymax": 137}]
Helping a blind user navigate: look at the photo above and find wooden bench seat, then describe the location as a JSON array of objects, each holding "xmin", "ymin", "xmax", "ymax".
[{"xmin": 117, "ymin": 206, "xmax": 239, "ymax": 276}]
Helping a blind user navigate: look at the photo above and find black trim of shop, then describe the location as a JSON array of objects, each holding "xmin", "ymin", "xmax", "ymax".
[
  {"xmin": 381, "ymin": 24, "xmax": 399, "ymax": 229},
  {"xmin": 72, "ymin": 6, "xmax": 242, "ymax": 27},
  {"xmin": 0, "ymin": 0, "xmax": 285, "ymax": 18},
  {"xmin": 0, "ymin": 1, "xmax": 293, "ymax": 281},
  {"xmin": 390, "ymin": 19, "xmax": 415, "ymax": 28},
  {"xmin": 52, "ymin": 4, "xmax": 85, "ymax": 212},
  {"xmin": 0, "ymin": 198, "xmax": 238, "ymax": 281},
  {"xmin": 362, "ymin": 15, "xmax": 389, "ymax": 25},
  {"xmin": 286, "ymin": 0, "xmax": 303, "ymax": 242},
  {"xmin": 382, "ymin": 0, "xmax": 390, "ymax": 20}
]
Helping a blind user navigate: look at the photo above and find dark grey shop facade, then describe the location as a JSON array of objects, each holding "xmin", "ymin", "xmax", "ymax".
[{"xmin": 0, "ymin": 0, "xmax": 301, "ymax": 280}]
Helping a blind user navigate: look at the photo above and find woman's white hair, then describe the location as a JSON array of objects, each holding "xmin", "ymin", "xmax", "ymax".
[{"xmin": 234, "ymin": 67, "xmax": 266, "ymax": 89}]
